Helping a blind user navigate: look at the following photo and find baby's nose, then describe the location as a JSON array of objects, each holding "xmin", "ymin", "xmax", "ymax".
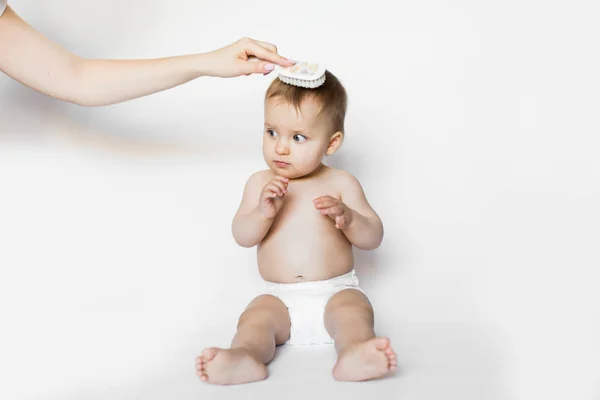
[{"xmin": 275, "ymin": 140, "xmax": 290, "ymax": 154}]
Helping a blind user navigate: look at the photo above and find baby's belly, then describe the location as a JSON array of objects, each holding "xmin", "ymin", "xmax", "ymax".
[{"xmin": 257, "ymin": 223, "xmax": 354, "ymax": 283}]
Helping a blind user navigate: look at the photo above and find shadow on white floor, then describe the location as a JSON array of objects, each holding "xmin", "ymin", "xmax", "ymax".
[{"xmin": 50, "ymin": 319, "xmax": 515, "ymax": 400}]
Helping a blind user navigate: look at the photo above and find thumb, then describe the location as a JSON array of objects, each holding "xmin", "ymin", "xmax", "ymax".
[
  {"xmin": 335, "ymin": 216, "xmax": 343, "ymax": 228},
  {"xmin": 242, "ymin": 59, "xmax": 276, "ymax": 75}
]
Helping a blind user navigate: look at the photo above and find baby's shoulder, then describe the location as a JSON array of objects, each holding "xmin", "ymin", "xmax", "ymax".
[
  {"xmin": 325, "ymin": 167, "xmax": 361, "ymax": 186},
  {"xmin": 245, "ymin": 169, "xmax": 275, "ymax": 188},
  {"xmin": 327, "ymin": 168, "xmax": 362, "ymax": 198}
]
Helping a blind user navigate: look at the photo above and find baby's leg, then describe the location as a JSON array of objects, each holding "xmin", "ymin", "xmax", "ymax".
[
  {"xmin": 197, "ymin": 294, "xmax": 290, "ymax": 385},
  {"xmin": 324, "ymin": 289, "xmax": 397, "ymax": 381}
]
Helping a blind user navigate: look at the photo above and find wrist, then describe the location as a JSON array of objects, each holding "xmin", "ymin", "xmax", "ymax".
[
  {"xmin": 345, "ymin": 208, "xmax": 356, "ymax": 229},
  {"xmin": 255, "ymin": 205, "xmax": 275, "ymax": 221},
  {"xmin": 191, "ymin": 52, "xmax": 216, "ymax": 78}
]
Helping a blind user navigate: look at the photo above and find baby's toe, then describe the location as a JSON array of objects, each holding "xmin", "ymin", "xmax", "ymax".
[
  {"xmin": 202, "ymin": 347, "xmax": 220, "ymax": 362},
  {"xmin": 373, "ymin": 337, "xmax": 390, "ymax": 350}
]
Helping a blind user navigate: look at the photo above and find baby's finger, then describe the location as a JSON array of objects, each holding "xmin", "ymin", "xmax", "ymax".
[
  {"xmin": 269, "ymin": 180, "xmax": 287, "ymax": 195},
  {"xmin": 336, "ymin": 215, "xmax": 350, "ymax": 229},
  {"xmin": 272, "ymin": 176, "xmax": 290, "ymax": 189},
  {"xmin": 262, "ymin": 186, "xmax": 280, "ymax": 199},
  {"xmin": 270, "ymin": 183, "xmax": 287, "ymax": 196},
  {"xmin": 265, "ymin": 188, "xmax": 282, "ymax": 198},
  {"xmin": 321, "ymin": 205, "xmax": 342, "ymax": 216},
  {"xmin": 272, "ymin": 176, "xmax": 290, "ymax": 188},
  {"xmin": 313, "ymin": 195, "xmax": 335, "ymax": 203},
  {"xmin": 314, "ymin": 197, "xmax": 338, "ymax": 209},
  {"xmin": 264, "ymin": 190, "xmax": 280, "ymax": 199}
]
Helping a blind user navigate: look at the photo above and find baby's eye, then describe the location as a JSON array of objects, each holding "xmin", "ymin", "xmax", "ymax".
[
  {"xmin": 267, "ymin": 129, "xmax": 278, "ymax": 138},
  {"xmin": 293, "ymin": 134, "xmax": 307, "ymax": 143}
]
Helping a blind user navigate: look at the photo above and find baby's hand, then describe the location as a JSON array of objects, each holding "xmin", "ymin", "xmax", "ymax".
[
  {"xmin": 313, "ymin": 195, "xmax": 353, "ymax": 229},
  {"xmin": 259, "ymin": 176, "xmax": 289, "ymax": 219}
]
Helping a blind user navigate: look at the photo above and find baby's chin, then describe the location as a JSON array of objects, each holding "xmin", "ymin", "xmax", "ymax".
[
  {"xmin": 267, "ymin": 163, "xmax": 308, "ymax": 180},
  {"xmin": 267, "ymin": 160, "xmax": 326, "ymax": 180},
  {"xmin": 268, "ymin": 166, "xmax": 300, "ymax": 179}
]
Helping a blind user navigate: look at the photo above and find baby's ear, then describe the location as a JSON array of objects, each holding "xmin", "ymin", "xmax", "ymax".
[{"xmin": 326, "ymin": 131, "xmax": 344, "ymax": 155}]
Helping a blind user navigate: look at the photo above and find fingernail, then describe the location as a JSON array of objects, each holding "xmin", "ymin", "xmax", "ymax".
[
  {"xmin": 264, "ymin": 64, "xmax": 275, "ymax": 71},
  {"xmin": 286, "ymin": 58, "xmax": 295, "ymax": 64}
]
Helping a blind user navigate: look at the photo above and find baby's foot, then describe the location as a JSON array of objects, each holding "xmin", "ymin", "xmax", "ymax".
[
  {"xmin": 332, "ymin": 337, "xmax": 397, "ymax": 381},
  {"xmin": 196, "ymin": 347, "xmax": 267, "ymax": 385}
]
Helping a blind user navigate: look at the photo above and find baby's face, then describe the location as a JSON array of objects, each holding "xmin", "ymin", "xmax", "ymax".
[{"xmin": 263, "ymin": 96, "xmax": 333, "ymax": 179}]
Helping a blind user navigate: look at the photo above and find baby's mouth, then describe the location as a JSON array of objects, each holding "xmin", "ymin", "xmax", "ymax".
[{"xmin": 273, "ymin": 160, "xmax": 290, "ymax": 167}]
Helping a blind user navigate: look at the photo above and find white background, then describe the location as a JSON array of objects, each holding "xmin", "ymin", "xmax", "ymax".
[{"xmin": 1, "ymin": 1, "xmax": 599, "ymax": 399}]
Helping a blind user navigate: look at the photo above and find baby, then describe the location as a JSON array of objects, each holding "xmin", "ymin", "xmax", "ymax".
[{"xmin": 196, "ymin": 70, "xmax": 397, "ymax": 384}]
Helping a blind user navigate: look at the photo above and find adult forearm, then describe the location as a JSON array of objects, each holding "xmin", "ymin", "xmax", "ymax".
[
  {"xmin": 1, "ymin": 7, "xmax": 201, "ymax": 106},
  {"xmin": 0, "ymin": 7, "xmax": 286, "ymax": 106},
  {"xmin": 73, "ymin": 54, "xmax": 209, "ymax": 106}
]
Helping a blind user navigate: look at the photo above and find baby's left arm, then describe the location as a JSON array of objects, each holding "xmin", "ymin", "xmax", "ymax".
[{"xmin": 313, "ymin": 173, "xmax": 383, "ymax": 250}]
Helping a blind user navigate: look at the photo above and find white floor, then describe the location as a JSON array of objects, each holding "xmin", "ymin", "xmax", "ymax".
[
  {"xmin": 0, "ymin": 142, "xmax": 599, "ymax": 400},
  {"xmin": 52, "ymin": 338, "xmax": 512, "ymax": 400},
  {"xmin": 2, "ymin": 0, "xmax": 600, "ymax": 396},
  {"xmin": 35, "ymin": 323, "xmax": 513, "ymax": 400}
]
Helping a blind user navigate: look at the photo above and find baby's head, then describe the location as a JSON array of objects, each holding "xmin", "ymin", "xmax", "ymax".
[{"xmin": 263, "ymin": 70, "xmax": 348, "ymax": 179}]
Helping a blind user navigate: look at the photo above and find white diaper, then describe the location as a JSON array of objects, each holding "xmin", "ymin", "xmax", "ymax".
[{"xmin": 264, "ymin": 270, "xmax": 364, "ymax": 346}]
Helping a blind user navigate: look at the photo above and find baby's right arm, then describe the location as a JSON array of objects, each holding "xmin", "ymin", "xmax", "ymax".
[{"xmin": 231, "ymin": 171, "xmax": 288, "ymax": 248}]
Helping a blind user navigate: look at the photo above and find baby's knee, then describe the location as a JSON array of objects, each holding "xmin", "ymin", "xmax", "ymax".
[
  {"xmin": 339, "ymin": 302, "xmax": 372, "ymax": 316},
  {"xmin": 237, "ymin": 295, "xmax": 282, "ymax": 328},
  {"xmin": 327, "ymin": 301, "xmax": 374, "ymax": 325}
]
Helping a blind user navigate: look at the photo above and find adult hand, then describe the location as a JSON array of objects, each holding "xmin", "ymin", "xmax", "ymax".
[{"xmin": 200, "ymin": 37, "xmax": 294, "ymax": 78}]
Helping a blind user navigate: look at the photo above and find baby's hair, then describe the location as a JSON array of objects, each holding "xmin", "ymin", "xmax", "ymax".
[{"xmin": 266, "ymin": 70, "xmax": 348, "ymax": 134}]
